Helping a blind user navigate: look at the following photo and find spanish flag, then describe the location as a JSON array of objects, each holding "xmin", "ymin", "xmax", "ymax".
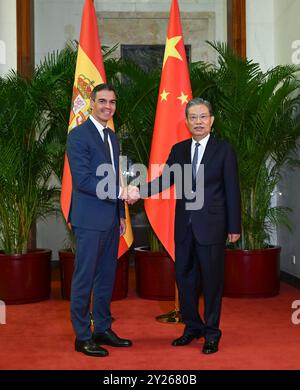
[
  {"xmin": 144, "ymin": 0, "xmax": 192, "ymax": 260},
  {"xmin": 60, "ymin": 0, "xmax": 133, "ymax": 257}
]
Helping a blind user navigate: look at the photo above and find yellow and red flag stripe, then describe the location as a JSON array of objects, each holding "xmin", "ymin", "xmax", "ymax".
[{"xmin": 60, "ymin": 0, "xmax": 133, "ymax": 257}]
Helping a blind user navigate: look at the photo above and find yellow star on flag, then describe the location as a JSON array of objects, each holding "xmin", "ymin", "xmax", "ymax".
[
  {"xmin": 160, "ymin": 89, "xmax": 170, "ymax": 102},
  {"xmin": 163, "ymin": 35, "xmax": 183, "ymax": 68},
  {"xmin": 177, "ymin": 91, "xmax": 189, "ymax": 105}
]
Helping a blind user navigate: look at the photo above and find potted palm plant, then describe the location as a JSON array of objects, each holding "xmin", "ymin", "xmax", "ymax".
[
  {"xmin": 191, "ymin": 42, "xmax": 300, "ymax": 297},
  {"xmin": 0, "ymin": 71, "xmax": 61, "ymax": 304}
]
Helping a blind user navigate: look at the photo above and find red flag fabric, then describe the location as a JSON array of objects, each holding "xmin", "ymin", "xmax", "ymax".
[
  {"xmin": 144, "ymin": 0, "xmax": 192, "ymax": 260},
  {"xmin": 60, "ymin": 0, "xmax": 133, "ymax": 257}
]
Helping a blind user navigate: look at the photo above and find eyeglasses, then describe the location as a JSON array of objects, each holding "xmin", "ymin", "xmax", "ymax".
[{"xmin": 188, "ymin": 114, "xmax": 211, "ymax": 122}]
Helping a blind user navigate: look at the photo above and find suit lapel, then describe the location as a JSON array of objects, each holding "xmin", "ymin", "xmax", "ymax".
[
  {"xmin": 194, "ymin": 134, "xmax": 219, "ymax": 187},
  {"xmin": 87, "ymin": 118, "xmax": 106, "ymax": 152},
  {"xmin": 182, "ymin": 136, "xmax": 219, "ymax": 167},
  {"xmin": 200, "ymin": 134, "xmax": 219, "ymax": 166},
  {"xmin": 183, "ymin": 139, "xmax": 193, "ymax": 165},
  {"xmin": 110, "ymin": 132, "xmax": 119, "ymax": 174},
  {"xmin": 87, "ymin": 119, "xmax": 119, "ymax": 179},
  {"xmin": 87, "ymin": 118, "xmax": 117, "ymax": 164}
]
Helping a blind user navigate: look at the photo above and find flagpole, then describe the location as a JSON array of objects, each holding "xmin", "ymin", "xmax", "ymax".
[
  {"xmin": 144, "ymin": 0, "xmax": 192, "ymax": 324},
  {"xmin": 156, "ymin": 284, "xmax": 182, "ymax": 323}
]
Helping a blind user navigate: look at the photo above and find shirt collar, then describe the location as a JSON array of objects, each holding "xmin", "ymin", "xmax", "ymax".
[
  {"xmin": 89, "ymin": 115, "xmax": 106, "ymax": 133},
  {"xmin": 192, "ymin": 133, "xmax": 210, "ymax": 148}
]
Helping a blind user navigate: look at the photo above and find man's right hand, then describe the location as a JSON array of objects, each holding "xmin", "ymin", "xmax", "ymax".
[
  {"xmin": 227, "ymin": 233, "xmax": 240, "ymax": 243},
  {"xmin": 120, "ymin": 185, "xmax": 140, "ymax": 205}
]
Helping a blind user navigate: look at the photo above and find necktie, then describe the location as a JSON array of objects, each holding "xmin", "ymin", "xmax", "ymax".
[
  {"xmin": 192, "ymin": 142, "xmax": 200, "ymax": 191},
  {"xmin": 103, "ymin": 127, "xmax": 112, "ymax": 164}
]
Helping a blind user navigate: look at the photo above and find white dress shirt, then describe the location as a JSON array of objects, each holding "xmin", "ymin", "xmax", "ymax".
[{"xmin": 191, "ymin": 133, "xmax": 210, "ymax": 173}]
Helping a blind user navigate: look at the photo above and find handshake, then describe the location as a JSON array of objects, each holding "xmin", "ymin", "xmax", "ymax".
[{"xmin": 120, "ymin": 185, "xmax": 140, "ymax": 205}]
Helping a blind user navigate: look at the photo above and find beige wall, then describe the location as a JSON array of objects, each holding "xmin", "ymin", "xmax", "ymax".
[
  {"xmin": 246, "ymin": 0, "xmax": 300, "ymax": 69},
  {"xmin": 246, "ymin": 0, "xmax": 275, "ymax": 71},
  {"xmin": 0, "ymin": 0, "xmax": 17, "ymax": 76},
  {"xmin": 274, "ymin": 0, "xmax": 300, "ymax": 66},
  {"xmin": 34, "ymin": 0, "xmax": 227, "ymax": 65},
  {"xmin": 98, "ymin": 11, "xmax": 216, "ymax": 63}
]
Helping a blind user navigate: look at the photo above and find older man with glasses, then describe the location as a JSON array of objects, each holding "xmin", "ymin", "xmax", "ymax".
[{"xmin": 141, "ymin": 97, "xmax": 241, "ymax": 354}]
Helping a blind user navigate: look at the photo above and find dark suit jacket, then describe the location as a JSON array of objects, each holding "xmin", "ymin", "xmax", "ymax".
[
  {"xmin": 142, "ymin": 134, "xmax": 241, "ymax": 245},
  {"xmin": 67, "ymin": 118, "xmax": 125, "ymax": 231}
]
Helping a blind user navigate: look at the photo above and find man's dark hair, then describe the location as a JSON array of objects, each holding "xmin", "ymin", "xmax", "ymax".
[
  {"xmin": 185, "ymin": 97, "xmax": 213, "ymax": 118},
  {"xmin": 91, "ymin": 83, "xmax": 117, "ymax": 101}
]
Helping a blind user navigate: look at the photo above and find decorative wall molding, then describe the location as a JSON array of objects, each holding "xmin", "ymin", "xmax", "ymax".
[{"xmin": 97, "ymin": 11, "xmax": 215, "ymax": 64}]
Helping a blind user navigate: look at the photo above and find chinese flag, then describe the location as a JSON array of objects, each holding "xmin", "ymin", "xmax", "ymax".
[
  {"xmin": 144, "ymin": 0, "xmax": 192, "ymax": 260},
  {"xmin": 60, "ymin": 0, "xmax": 133, "ymax": 257}
]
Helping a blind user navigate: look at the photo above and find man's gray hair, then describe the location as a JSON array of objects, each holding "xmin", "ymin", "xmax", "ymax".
[{"xmin": 185, "ymin": 98, "xmax": 213, "ymax": 118}]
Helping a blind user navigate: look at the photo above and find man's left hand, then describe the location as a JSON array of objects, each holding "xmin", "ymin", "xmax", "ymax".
[
  {"xmin": 227, "ymin": 233, "xmax": 240, "ymax": 243},
  {"xmin": 120, "ymin": 218, "xmax": 126, "ymax": 236}
]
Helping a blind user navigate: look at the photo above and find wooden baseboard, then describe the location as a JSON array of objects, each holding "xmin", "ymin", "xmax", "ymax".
[{"xmin": 281, "ymin": 271, "xmax": 300, "ymax": 290}]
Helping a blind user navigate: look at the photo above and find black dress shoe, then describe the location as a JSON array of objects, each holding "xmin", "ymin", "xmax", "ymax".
[
  {"xmin": 202, "ymin": 339, "xmax": 219, "ymax": 354},
  {"xmin": 93, "ymin": 329, "xmax": 132, "ymax": 347},
  {"xmin": 172, "ymin": 333, "xmax": 203, "ymax": 346},
  {"xmin": 75, "ymin": 338, "xmax": 109, "ymax": 357}
]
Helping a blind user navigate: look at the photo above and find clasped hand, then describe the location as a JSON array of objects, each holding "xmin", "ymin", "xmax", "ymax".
[{"xmin": 120, "ymin": 185, "xmax": 140, "ymax": 205}]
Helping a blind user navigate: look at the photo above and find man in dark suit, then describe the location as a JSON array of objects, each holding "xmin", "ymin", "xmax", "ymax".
[
  {"xmin": 67, "ymin": 84, "xmax": 136, "ymax": 357},
  {"xmin": 142, "ymin": 98, "xmax": 241, "ymax": 354}
]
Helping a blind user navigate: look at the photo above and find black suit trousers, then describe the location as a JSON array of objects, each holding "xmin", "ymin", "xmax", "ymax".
[{"xmin": 175, "ymin": 223, "xmax": 225, "ymax": 341}]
